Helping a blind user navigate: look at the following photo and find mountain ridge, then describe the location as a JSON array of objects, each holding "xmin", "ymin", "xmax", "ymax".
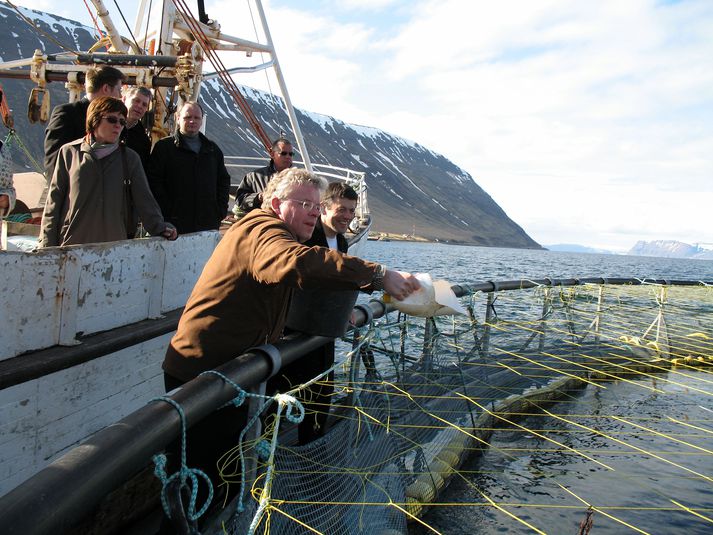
[
  {"xmin": 628, "ymin": 240, "xmax": 713, "ymax": 260},
  {"xmin": 0, "ymin": 2, "xmax": 540, "ymax": 248}
]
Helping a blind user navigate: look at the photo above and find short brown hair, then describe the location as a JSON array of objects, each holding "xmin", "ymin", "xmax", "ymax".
[
  {"xmin": 122, "ymin": 86, "xmax": 152, "ymax": 101},
  {"xmin": 86, "ymin": 97, "xmax": 128, "ymax": 135},
  {"xmin": 271, "ymin": 137, "xmax": 292, "ymax": 151},
  {"xmin": 323, "ymin": 181, "xmax": 358, "ymax": 207},
  {"xmin": 85, "ymin": 66, "xmax": 125, "ymax": 94}
]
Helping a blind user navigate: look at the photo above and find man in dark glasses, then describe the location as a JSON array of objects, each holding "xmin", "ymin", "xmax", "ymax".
[{"xmin": 234, "ymin": 136, "xmax": 294, "ymax": 213}]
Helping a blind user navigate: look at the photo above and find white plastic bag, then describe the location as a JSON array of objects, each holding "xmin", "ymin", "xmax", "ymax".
[{"xmin": 388, "ymin": 273, "xmax": 467, "ymax": 317}]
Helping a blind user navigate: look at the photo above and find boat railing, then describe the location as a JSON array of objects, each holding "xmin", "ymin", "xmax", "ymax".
[
  {"xmin": 224, "ymin": 156, "xmax": 370, "ymax": 223},
  {"xmin": 1, "ymin": 277, "xmax": 711, "ymax": 534}
]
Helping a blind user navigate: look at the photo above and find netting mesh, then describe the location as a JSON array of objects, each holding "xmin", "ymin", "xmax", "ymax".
[{"xmin": 207, "ymin": 282, "xmax": 713, "ymax": 534}]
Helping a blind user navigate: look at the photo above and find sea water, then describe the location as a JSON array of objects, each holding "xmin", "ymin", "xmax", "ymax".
[
  {"xmin": 361, "ymin": 241, "xmax": 713, "ymax": 283},
  {"xmin": 360, "ymin": 242, "xmax": 713, "ymax": 534}
]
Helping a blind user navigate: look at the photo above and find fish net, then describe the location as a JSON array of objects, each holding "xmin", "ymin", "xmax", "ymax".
[{"xmin": 207, "ymin": 281, "xmax": 713, "ymax": 534}]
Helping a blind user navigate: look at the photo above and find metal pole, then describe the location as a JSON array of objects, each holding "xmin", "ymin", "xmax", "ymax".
[
  {"xmin": 253, "ymin": 0, "xmax": 313, "ymax": 171},
  {"xmin": 538, "ymin": 287, "xmax": 550, "ymax": 354},
  {"xmin": 89, "ymin": 0, "xmax": 129, "ymax": 53},
  {"xmin": 594, "ymin": 285, "xmax": 604, "ymax": 348},
  {"xmin": 482, "ymin": 292, "xmax": 494, "ymax": 359}
]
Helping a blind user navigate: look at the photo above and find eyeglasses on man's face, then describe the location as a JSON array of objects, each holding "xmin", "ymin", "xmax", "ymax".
[
  {"xmin": 276, "ymin": 150, "xmax": 294, "ymax": 157},
  {"xmin": 102, "ymin": 115, "xmax": 127, "ymax": 127},
  {"xmin": 285, "ymin": 198, "xmax": 318, "ymax": 212}
]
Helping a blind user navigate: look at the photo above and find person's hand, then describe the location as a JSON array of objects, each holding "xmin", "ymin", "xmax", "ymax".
[
  {"xmin": 162, "ymin": 225, "xmax": 178, "ymax": 241},
  {"xmin": 383, "ymin": 270, "xmax": 420, "ymax": 301}
]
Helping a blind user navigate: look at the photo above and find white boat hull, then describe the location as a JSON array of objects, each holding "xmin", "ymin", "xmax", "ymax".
[{"xmin": 0, "ymin": 221, "xmax": 371, "ymax": 497}]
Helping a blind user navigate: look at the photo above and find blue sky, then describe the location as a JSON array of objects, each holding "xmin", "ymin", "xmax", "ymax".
[{"xmin": 13, "ymin": 0, "xmax": 713, "ymax": 252}]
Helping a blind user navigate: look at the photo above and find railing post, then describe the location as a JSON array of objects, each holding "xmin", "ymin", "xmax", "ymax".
[
  {"xmin": 594, "ymin": 285, "xmax": 604, "ymax": 349},
  {"xmin": 242, "ymin": 382, "xmax": 266, "ymax": 495},
  {"xmin": 482, "ymin": 292, "xmax": 495, "ymax": 359},
  {"xmin": 347, "ymin": 332, "xmax": 364, "ymax": 408},
  {"xmin": 538, "ymin": 288, "xmax": 550, "ymax": 354}
]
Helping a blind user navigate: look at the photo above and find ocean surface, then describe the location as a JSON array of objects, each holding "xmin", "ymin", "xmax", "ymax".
[
  {"xmin": 360, "ymin": 242, "xmax": 713, "ymax": 535},
  {"xmin": 360, "ymin": 241, "xmax": 713, "ymax": 284}
]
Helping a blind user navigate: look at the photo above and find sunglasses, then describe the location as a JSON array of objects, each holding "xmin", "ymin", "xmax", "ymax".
[
  {"xmin": 285, "ymin": 198, "xmax": 318, "ymax": 212},
  {"xmin": 277, "ymin": 151, "xmax": 294, "ymax": 157},
  {"xmin": 102, "ymin": 116, "xmax": 127, "ymax": 126}
]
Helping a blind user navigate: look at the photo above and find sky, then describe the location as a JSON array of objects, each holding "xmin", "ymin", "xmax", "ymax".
[{"xmin": 11, "ymin": 0, "xmax": 713, "ymax": 252}]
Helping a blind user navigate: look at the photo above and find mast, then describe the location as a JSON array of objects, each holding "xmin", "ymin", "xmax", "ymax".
[
  {"xmin": 89, "ymin": 0, "xmax": 129, "ymax": 53},
  {"xmin": 254, "ymin": 0, "xmax": 313, "ymax": 172}
]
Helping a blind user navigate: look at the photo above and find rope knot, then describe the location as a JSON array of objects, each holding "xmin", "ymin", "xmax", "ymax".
[
  {"xmin": 255, "ymin": 439, "xmax": 272, "ymax": 461},
  {"xmin": 275, "ymin": 393, "xmax": 305, "ymax": 423}
]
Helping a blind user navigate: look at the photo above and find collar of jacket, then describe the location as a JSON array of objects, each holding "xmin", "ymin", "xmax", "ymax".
[{"xmin": 173, "ymin": 131, "xmax": 211, "ymax": 152}]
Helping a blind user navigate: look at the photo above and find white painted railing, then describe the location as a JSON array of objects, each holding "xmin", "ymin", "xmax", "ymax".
[
  {"xmin": 224, "ymin": 157, "xmax": 370, "ymax": 223},
  {"xmin": 0, "ymin": 231, "xmax": 220, "ymax": 361}
]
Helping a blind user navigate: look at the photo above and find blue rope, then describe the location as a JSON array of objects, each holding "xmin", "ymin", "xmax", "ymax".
[
  {"xmin": 246, "ymin": 393, "xmax": 305, "ymax": 535},
  {"xmin": 152, "ymin": 371, "xmax": 307, "ymax": 527},
  {"xmin": 197, "ymin": 370, "xmax": 295, "ymax": 515},
  {"xmin": 150, "ymin": 396, "xmax": 214, "ymax": 523}
]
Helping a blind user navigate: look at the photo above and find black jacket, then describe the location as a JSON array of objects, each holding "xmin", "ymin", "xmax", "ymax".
[
  {"xmin": 235, "ymin": 161, "xmax": 276, "ymax": 212},
  {"xmin": 147, "ymin": 132, "xmax": 230, "ymax": 234},
  {"xmin": 122, "ymin": 122, "xmax": 151, "ymax": 170},
  {"xmin": 305, "ymin": 218, "xmax": 349, "ymax": 252},
  {"xmin": 43, "ymin": 98, "xmax": 90, "ymax": 177}
]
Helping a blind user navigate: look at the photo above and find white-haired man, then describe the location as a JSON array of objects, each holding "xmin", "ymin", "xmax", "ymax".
[{"xmin": 160, "ymin": 168, "xmax": 418, "ymax": 520}]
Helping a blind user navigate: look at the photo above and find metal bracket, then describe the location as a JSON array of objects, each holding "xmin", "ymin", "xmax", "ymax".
[{"xmin": 248, "ymin": 344, "xmax": 282, "ymax": 379}]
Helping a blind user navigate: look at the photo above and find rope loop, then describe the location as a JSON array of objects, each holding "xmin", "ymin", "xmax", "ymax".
[
  {"xmin": 276, "ymin": 393, "xmax": 305, "ymax": 424},
  {"xmin": 149, "ymin": 396, "xmax": 214, "ymax": 523},
  {"xmin": 255, "ymin": 439, "xmax": 271, "ymax": 461}
]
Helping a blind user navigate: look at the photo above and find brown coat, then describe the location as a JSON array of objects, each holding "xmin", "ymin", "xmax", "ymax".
[
  {"xmin": 39, "ymin": 139, "xmax": 170, "ymax": 247},
  {"xmin": 163, "ymin": 209, "xmax": 378, "ymax": 381}
]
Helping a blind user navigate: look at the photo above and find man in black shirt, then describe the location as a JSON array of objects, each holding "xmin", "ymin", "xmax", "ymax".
[{"xmin": 121, "ymin": 86, "xmax": 153, "ymax": 169}]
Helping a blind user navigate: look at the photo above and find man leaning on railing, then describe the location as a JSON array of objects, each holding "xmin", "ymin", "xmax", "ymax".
[{"xmin": 159, "ymin": 167, "xmax": 419, "ymax": 531}]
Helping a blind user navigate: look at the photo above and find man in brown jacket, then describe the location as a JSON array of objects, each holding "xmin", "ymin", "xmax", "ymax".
[{"xmin": 160, "ymin": 168, "xmax": 418, "ymax": 521}]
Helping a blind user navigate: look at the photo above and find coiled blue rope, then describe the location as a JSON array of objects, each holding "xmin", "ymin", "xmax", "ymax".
[{"xmin": 150, "ymin": 396, "xmax": 214, "ymax": 523}]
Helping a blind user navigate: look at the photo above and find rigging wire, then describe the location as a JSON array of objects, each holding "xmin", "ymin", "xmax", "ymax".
[
  {"xmin": 111, "ymin": 0, "xmax": 144, "ymax": 53},
  {"xmin": 82, "ymin": 0, "xmax": 106, "ymax": 47},
  {"xmin": 246, "ymin": 0, "xmax": 280, "ymax": 132},
  {"xmin": 142, "ymin": 0, "xmax": 154, "ymax": 55},
  {"xmin": 171, "ymin": 0, "xmax": 273, "ymax": 153}
]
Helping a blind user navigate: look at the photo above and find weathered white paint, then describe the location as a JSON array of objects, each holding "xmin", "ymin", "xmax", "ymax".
[
  {"xmin": 0, "ymin": 233, "xmax": 220, "ymax": 496},
  {"xmin": 0, "ymin": 333, "xmax": 173, "ymax": 497},
  {"xmin": 0, "ymin": 226, "xmax": 370, "ymax": 498},
  {"xmin": 0, "ymin": 232, "xmax": 220, "ymax": 360}
]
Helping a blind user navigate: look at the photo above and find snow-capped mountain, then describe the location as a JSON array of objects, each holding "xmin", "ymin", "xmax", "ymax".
[
  {"xmin": 628, "ymin": 240, "xmax": 713, "ymax": 260},
  {"xmin": 0, "ymin": 2, "xmax": 540, "ymax": 248}
]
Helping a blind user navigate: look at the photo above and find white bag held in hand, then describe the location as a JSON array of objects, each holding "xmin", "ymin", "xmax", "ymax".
[{"xmin": 387, "ymin": 273, "xmax": 467, "ymax": 317}]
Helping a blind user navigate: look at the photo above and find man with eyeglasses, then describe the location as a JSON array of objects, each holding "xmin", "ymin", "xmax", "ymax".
[
  {"xmin": 234, "ymin": 137, "xmax": 294, "ymax": 213},
  {"xmin": 281, "ymin": 181, "xmax": 360, "ymax": 444},
  {"xmin": 44, "ymin": 66, "xmax": 126, "ymax": 179},
  {"xmin": 147, "ymin": 101, "xmax": 230, "ymax": 234},
  {"xmin": 161, "ymin": 168, "xmax": 418, "ymax": 521}
]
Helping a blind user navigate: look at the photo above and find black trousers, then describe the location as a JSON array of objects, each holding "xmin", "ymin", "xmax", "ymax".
[{"xmin": 268, "ymin": 341, "xmax": 335, "ymax": 445}]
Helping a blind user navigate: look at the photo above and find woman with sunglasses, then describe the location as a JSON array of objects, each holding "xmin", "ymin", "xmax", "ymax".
[{"xmin": 39, "ymin": 96, "xmax": 177, "ymax": 247}]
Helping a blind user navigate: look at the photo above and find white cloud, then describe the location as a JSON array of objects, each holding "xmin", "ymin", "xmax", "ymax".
[{"xmin": 215, "ymin": 0, "xmax": 713, "ymax": 251}]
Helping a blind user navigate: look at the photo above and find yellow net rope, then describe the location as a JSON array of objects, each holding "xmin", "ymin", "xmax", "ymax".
[{"xmin": 220, "ymin": 282, "xmax": 713, "ymax": 534}]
